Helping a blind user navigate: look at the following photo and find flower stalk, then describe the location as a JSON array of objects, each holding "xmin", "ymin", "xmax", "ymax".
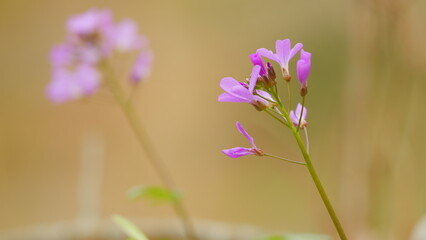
[{"xmin": 103, "ymin": 62, "xmax": 198, "ymax": 240}]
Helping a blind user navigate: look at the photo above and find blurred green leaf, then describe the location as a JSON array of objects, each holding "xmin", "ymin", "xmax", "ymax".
[
  {"xmin": 127, "ymin": 185, "xmax": 181, "ymax": 204},
  {"xmin": 112, "ymin": 215, "xmax": 149, "ymax": 240},
  {"xmin": 258, "ymin": 234, "xmax": 331, "ymax": 240}
]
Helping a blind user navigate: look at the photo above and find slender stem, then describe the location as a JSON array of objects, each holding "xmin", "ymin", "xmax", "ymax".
[
  {"xmin": 103, "ymin": 63, "xmax": 197, "ymax": 240},
  {"xmin": 286, "ymin": 81, "xmax": 292, "ymax": 110},
  {"xmin": 304, "ymin": 127, "xmax": 310, "ymax": 154},
  {"xmin": 291, "ymin": 128, "xmax": 347, "ymax": 240},
  {"xmin": 296, "ymin": 96, "xmax": 305, "ymax": 131},
  {"xmin": 264, "ymin": 153, "xmax": 306, "ymax": 165},
  {"xmin": 265, "ymin": 109, "xmax": 289, "ymax": 127}
]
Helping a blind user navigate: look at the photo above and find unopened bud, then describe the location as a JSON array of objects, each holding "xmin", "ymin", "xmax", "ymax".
[
  {"xmin": 300, "ymin": 86, "xmax": 308, "ymax": 96},
  {"xmin": 267, "ymin": 62, "xmax": 276, "ymax": 80}
]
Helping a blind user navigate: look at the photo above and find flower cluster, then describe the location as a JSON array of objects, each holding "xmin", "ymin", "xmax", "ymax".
[
  {"xmin": 46, "ymin": 9, "xmax": 152, "ymax": 104},
  {"xmin": 219, "ymin": 38, "xmax": 311, "ymax": 158}
]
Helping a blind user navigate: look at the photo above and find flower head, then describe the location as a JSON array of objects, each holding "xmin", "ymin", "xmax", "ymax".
[
  {"xmin": 297, "ymin": 50, "xmax": 311, "ymax": 87},
  {"xmin": 290, "ymin": 103, "xmax": 308, "ymax": 128},
  {"xmin": 218, "ymin": 65, "xmax": 274, "ymax": 110},
  {"xmin": 256, "ymin": 39, "xmax": 303, "ymax": 80},
  {"xmin": 46, "ymin": 9, "xmax": 152, "ymax": 104},
  {"xmin": 222, "ymin": 122, "xmax": 264, "ymax": 158}
]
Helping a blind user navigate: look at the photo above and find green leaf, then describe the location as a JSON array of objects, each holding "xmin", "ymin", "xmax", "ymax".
[
  {"xmin": 112, "ymin": 215, "xmax": 149, "ymax": 240},
  {"xmin": 258, "ymin": 234, "xmax": 331, "ymax": 240},
  {"xmin": 127, "ymin": 185, "xmax": 181, "ymax": 204}
]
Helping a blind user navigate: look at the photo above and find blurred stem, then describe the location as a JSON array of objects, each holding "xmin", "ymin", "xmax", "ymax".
[
  {"xmin": 286, "ymin": 81, "xmax": 291, "ymax": 110},
  {"xmin": 264, "ymin": 153, "xmax": 306, "ymax": 165},
  {"xmin": 103, "ymin": 62, "xmax": 197, "ymax": 240}
]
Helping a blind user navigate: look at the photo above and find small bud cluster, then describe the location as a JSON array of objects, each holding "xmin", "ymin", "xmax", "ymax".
[
  {"xmin": 219, "ymin": 38, "xmax": 312, "ymax": 158},
  {"xmin": 46, "ymin": 9, "xmax": 152, "ymax": 104}
]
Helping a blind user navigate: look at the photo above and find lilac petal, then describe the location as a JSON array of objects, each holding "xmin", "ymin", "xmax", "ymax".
[
  {"xmin": 67, "ymin": 9, "xmax": 112, "ymax": 35},
  {"xmin": 230, "ymin": 85, "xmax": 253, "ymax": 101},
  {"xmin": 249, "ymin": 53, "xmax": 266, "ymax": 76},
  {"xmin": 236, "ymin": 122, "xmax": 256, "ymax": 148},
  {"xmin": 296, "ymin": 103, "xmax": 303, "ymax": 116},
  {"xmin": 220, "ymin": 77, "xmax": 240, "ymax": 92},
  {"xmin": 113, "ymin": 19, "xmax": 142, "ymax": 52},
  {"xmin": 50, "ymin": 44, "xmax": 74, "ymax": 67},
  {"xmin": 74, "ymin": 65, "xmax": 101, "ymax": 94},
  {"xmin": 256, "ymin": 48, "xmax": 280, "ymax": 65},
  {"xmin": 289, "ymin": 110, "xmax": 298, "ymax": 126},
  {"xmin": 248, "ymin": 65, "xmax": 261, "ymax": 93},
  {"xmin": 297, "ymin": 59, "xmax": 311, "ymax": 86},
  {"xmin": 289, "ymin": 43, "xmax": 304, "ymax": 60},
  {"xmin": 218, "ymin": 93, "xmax": 250, "ymax": 103},
  {"xmin": 130, "ymin": 50, "xmax": 153, "ymax": 83},
  {"xmin": 222, "ymin": 147, "xmax": 254, "ymax": 158},
  {"xmin": 302, "ymin": 106, "xmax": 307, "ymax": 119},
  {"xmin": 256, "ymin": 90, "xmax": 274, "ymax": 102},
  {"xmin": 276, "ymin": 39, "xmax": 291, "ymax": 65}
]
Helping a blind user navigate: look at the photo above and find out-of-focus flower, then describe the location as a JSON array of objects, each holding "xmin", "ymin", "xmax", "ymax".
[
  {"xmin": 218, "ymin": 65, "xmax": 274, "ymax": 110},
  {"xmin": 297, "ymin": 50, "xmax": 311, "ymax": 90},
  {"xmin": 130, "ymin": 50, "xmax": 153, "ymax": 83},
  {"xmin": 256, "ymin": 39, "xmax": 303, "ymax": 81},
  {"xmin": 67, "ymin": 9, "xmax": 112, "ymax": 36},
  {"xmin": 113, "ymin": 20, "xmax": 145, "ymax": 52},
  {"xmin": 46, "ymin": 65, "xmax": 101, "ymax": 104},
  {"xmin": 47, "ymin": 9, "xmax": 152, "ymax": 104},
  {"xmin": 290, "ymin": 103, "xmax": 308, "ymax": 128},
  {"xmin": 222, "ymin": 122, "xmax": 264, "ymax": 158}
]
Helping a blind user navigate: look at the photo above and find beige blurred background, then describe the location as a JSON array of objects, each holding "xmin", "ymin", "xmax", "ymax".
[{"xmin": 0, "ymin": 0, "xmax": 426, "ymax": 239}]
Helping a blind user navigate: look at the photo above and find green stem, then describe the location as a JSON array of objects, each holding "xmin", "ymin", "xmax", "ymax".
[
  {"xmin": 264, "ymin": 153, "xmax": 306, "ymax": 165},
  {"xmin": 103, "ymin": 63, "xmax": 197, "ymax": 240},
  {"xmin": 291, "ymin": 128, "xmax": 347, "ymax": 240}
]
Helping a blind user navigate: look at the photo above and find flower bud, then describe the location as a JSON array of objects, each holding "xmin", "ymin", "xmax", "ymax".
[{"xmin": 300, "ymin": 86, "xmax": 308, "ymax": 97}]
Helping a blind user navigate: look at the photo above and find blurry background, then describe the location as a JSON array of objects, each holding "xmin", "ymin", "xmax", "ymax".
[{"xmin": 0, "ymin": 0, "xmax": 425, "ymax": 239}]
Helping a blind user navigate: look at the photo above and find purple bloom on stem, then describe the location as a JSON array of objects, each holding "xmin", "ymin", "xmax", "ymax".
[
  {"xmin": 112, "ymin": 20, "xmax": 145, "ymax": 52},
  {"xmin": 67, "ymin": 9, "xmax": 112, "ymax": 36},
  {"xmin": 130, "ymin": 50, "xmax": 153, "ymax": 83},
  {"xmin": 222, "ymin": 122, "xmax": 264, "ymax": 158},
  {"xmin": 297, "ymin": 50, "xmax": 311, "ymax": 87},
  {"xmin": 46, "ymin": 65, "xmax": 101, "ymax": 104},
  {"xmin": 290, "ymin": 103, "xmax": 308, "ymax": 128},
  {"xmin": 249, "ymin": 53, "xmax": 267, "ymax": 76},
  {"xmin": 256, "ymin": 39, "xmax": 303, "ymax": 80},
  {"xmin": 218, "ymin": 65, "xmax": 274, "ymax": 110}
]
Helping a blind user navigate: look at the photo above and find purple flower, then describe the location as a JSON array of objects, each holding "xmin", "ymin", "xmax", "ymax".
[
  {"xmin": 130, "ymin": 50, "xmax": 153, "ymax": 83},
  {"xmin": 218, "ymin": 65, "xmax": 274, "ymax": 110},
  {"xmin": 222, "ymin": 122, "xmax": 264, "ymax": 158},
  {"xmin": 249, "ymin": 53, "xmax": 267, "ymax": 76},
  {"xmin": 112, "ymin": 20, "xmax": 146, "ymax": 52},
  {"xmin": 67, "ymin": 9, "xmax": 112, "ymax": 36},
  {"xmin": 290, "ymin": 103, "xmax": 308, "ymax": 128},
  {"xmin": 256, "ymin": 39, "xmax": 303, "ymax": 80},
  {"xmin": 46, "ymin": 65, "xmax": 100, "ymax": 104},
  {"xmin": 297, "ymin": 50, "xmax": 311, "ymax": 87}
]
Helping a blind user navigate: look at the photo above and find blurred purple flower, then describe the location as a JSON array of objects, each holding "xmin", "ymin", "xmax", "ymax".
[
  {"xmin": 256, "ymin": 39, "xmax": 303, "ymax": 80},
  {"xmin": 113, "ymin": 20, "xmax": 146, "ymax": 52},
  {"xmin": 218, "ymin": 65, "xmax": 274, "ymax": 109},
  {"xmin": 290, "ymin": 103, "xmax": 308, "ymax": 128},
  {"xmin": 297, "ymin": 50, "xmax": 311, "ymax": 87},
  {"xmin": 249, "ymin": 53, "xmax": 267, "ymax": 76},
  {"xmin": 67, "ymin": 9, "xmax": 112, "ymax": 36},
  {"xmin": 46, "ymin": 65, "xmax": 101, "ymax": 104},
  {"xmin": 130, "ymin": 50, "xmax": 153, "ymax": 83},
  {"xmin": 222, "ymin": 122, "xmax": 264, "ymax": 158},
  {"xmin": 47, "ymin": 9, "xmax": 153, "ymax": 104}
]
